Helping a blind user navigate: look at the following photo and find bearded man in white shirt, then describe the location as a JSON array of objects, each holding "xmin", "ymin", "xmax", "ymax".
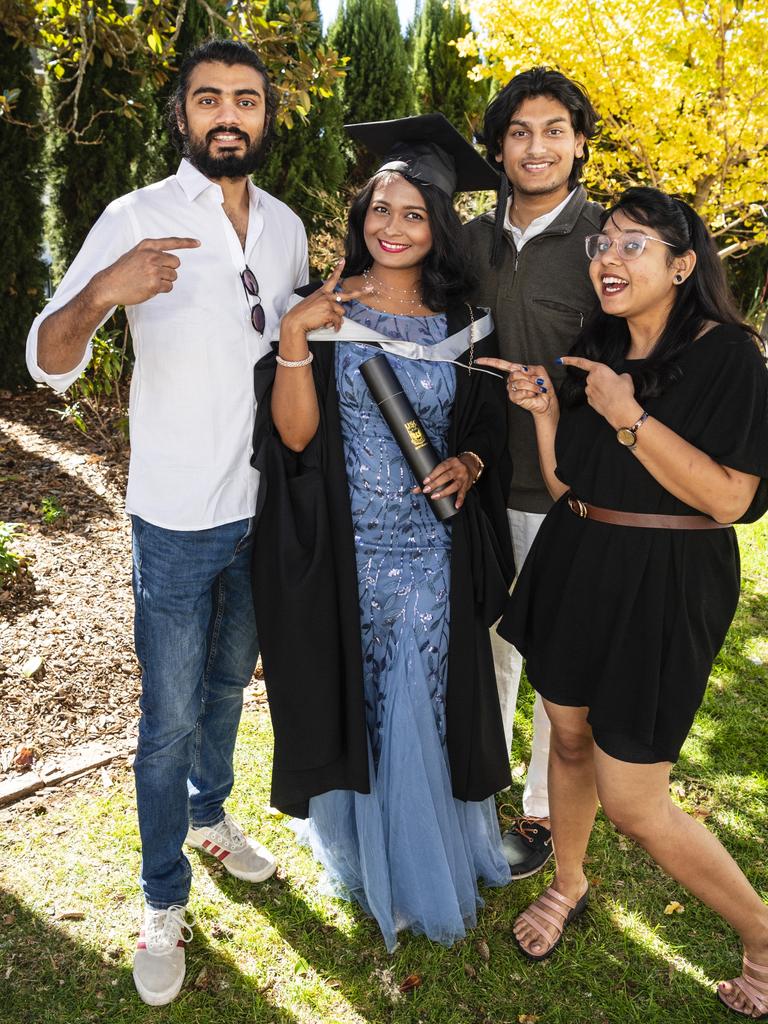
[{"xmin": 26, "ymin": 39, "xmax": 308, "ymax": 1006}]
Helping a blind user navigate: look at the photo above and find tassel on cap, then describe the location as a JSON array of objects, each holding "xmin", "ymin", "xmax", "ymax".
[{"xmin": 490, "ymin": 174, "xmax": 510, "ymax": 266}]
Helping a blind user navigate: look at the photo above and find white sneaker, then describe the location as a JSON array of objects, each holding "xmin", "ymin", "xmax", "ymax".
[
  {"xmin": 133, "ymin": 904, "xmax": 194, "ymax": 1006},
  {"xmin": 186, "ymin": 813, "xmax": 277, "ymax": 882}
]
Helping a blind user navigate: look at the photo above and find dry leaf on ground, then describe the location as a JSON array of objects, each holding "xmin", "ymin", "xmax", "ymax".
[{"xmin": 398, "ymin": 973, "xmax": 422, "ymax": 993}]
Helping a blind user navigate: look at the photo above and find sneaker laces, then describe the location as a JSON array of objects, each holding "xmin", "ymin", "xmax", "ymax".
[
  {"xmin": 513, "ymin": 816, "xmax": 547, "ymax": 843},
  {"xmin": 144, "ymin": 905, "xmax": 195, "ymax": 956},
  {"xmin": 204, "ymin": 813, "xmax": 247, "ymax": 853}
]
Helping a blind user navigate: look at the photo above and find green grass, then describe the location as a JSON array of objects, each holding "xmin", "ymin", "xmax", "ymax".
[{"xmin": 0, "ymin": 522, "xmax": 766, "ymax": 1024}]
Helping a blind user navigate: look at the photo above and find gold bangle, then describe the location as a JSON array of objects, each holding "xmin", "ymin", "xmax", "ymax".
[{"xmin": 459, "ymin": 450, "xmax": 484, "ymax": 482}]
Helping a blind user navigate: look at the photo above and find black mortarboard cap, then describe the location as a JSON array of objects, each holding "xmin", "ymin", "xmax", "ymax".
[{"xmin": 345, "ymin": 113, "xmax": 500, "ymax": 195}]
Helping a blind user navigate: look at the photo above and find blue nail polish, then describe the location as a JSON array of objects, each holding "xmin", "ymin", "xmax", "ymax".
[
  {"xmin": 553, "ymin": 357, "xmax": 563, "ymax": 365},
  {"xmin": 540, "ymin": 386, "xmax": 548, "ymax": 393},
  {"xmin": 535, "ymin": 377, "xmax": 545, "ymax": 385},
  {"xmin": 522, "ymin": 365, "xmax": 529, "ymax": 371}
]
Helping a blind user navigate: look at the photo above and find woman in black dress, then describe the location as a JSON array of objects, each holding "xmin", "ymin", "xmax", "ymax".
[{"xmin": 478, "ymin": 187, "xmax": 768, "ymax": 1019}]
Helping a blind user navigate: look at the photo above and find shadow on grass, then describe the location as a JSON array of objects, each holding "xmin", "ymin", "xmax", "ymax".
[
  {"xmin": 0, "ymin": 886, "xmax": 301, "ymax": 1024},
  {"xmin": 678, "ymin": 584, "xmax": 768, "ymax": 785},
  {"xmin": 202, "ymin": 846, "xmax": 729, "ymax": 1024}
]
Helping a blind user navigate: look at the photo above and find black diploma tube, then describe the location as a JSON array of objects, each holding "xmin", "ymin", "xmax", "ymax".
[{"xmin": 360, "ymin": 353, "xmax": 460, "ymax": 523}]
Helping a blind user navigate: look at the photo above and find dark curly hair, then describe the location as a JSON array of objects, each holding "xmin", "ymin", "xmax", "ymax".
[
  {"xmin": 167, "ymin": 39, "xmax": 279, "ymax": 156},
  {"xmin": 561, "ymin": 186, "xmax": 764, "ymax": 407},
  {"xmin": 343, "ymin": 170, "xmax": 476, "ymax": 312}
]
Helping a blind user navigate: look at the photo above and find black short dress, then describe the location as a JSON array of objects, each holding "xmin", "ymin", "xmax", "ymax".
[{"xmin": 498, "ymin": 324, "xmax": 768, "ymax": 763}]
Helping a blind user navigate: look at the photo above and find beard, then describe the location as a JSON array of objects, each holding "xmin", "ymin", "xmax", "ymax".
[{"xmin": 185, "ymin": 125, "xmax": 268, "ymax": 179}]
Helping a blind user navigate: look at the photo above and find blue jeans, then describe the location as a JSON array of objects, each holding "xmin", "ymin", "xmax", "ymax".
[{"xmin": 131, "ymin": 515, "xmax": 259, "ymax": 908}]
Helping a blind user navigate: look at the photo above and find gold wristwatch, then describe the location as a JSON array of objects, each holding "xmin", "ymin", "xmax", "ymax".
[{"xmin": 616, "ymin": 410, "xmax": 649, "ymax": 448}]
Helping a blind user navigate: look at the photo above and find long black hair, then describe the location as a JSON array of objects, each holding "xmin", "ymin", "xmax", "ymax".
[
  {"xmin": 167, "ymin": 39, "xmax": 279, "ymax": 156},
  {"xmin": 343, "ymin": 170, "xmax": 476, "ymax": 312},
  {"xmin": 561, "ymin": 186, "xmax": 763, "ymax": 407},
  {"xmin": 481, "ymin": 67, "xmax": 600, "ymax": 265}
]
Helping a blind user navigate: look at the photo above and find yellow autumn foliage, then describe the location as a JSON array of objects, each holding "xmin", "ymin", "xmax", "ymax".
[{"xmin": 458, "ymin": 0, "xmax": 768, "ymax": 254}]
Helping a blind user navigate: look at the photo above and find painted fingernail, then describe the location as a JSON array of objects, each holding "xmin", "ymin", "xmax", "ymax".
[
  {"xmin": 535, "ymin": 377, "xmax": 545, "ymax": 385},
  {"xmin": 522, "ymin": 365, "xmax": 529, "ymax": 371},
  {"xmin": 539, "ymin": 386, "xmax": 548, "ymax": 393},
  {"xmin": 553, "ymin": 357, "xmax": 564, "ymax": 365}
]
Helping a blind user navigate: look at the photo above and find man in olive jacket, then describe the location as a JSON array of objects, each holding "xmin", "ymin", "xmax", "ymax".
[{"xmin": 464, "ymin": 67, "xmax": 603, "ymax": 879}]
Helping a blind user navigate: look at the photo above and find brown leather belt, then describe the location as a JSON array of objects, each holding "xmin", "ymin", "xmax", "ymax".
[{"xmin": 567, "ymin": 494, "xmax": 731, "ymax": 530}]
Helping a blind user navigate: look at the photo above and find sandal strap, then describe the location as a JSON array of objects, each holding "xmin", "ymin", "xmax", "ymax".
[
  {"xmin": 730, "ymin": 976, "xmax": 768, "ymax": 1015},
  {"xmin": 540, "ymin": 885, "xmax": 579, "ymax": 912},
  {"xmin": 519, "ymin": 906, "xmax": 565, "ymax": 938},
  {"xmin": 743, "ymin": 956, "xmax": 768, "ymax": 976},
  {"xmin": 517, "ymin": 885, "xmax": 581, "ymax": 943}
]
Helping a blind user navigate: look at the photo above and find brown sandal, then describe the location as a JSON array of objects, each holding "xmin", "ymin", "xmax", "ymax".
[
  {"xmin": 718, "ymin": 956, "xmax": 768, "ymax": 1019},
  {"xmin": 512, "ymin": 884, "xmax": 589, "ymax": 962}
]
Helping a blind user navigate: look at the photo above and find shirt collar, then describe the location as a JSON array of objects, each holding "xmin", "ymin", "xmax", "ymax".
[
  {"xmin": 504, "ymin": 187, "xmax": 577, "ymax": 237},
  {"xmin": 175, "ymin": 158, "xmax": 261, "ymax": 210}
]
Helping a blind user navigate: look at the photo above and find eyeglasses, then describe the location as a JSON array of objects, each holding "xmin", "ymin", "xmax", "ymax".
[
  {"xmin": 585, "ymin": 232, "xmax": 676, "ymax": 262},
  {"xmin": 241, "ymin": 266, "xmax": 266, "ymax": 334}
]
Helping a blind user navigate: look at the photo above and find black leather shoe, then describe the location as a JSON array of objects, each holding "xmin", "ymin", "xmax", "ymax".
[{"xmin": 502, "ymin": 818, "xmax": 553, "ymax": 879}]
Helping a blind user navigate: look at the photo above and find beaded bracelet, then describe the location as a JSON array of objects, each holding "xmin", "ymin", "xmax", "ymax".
[{"xmin": 276, "ymin": 352, "xmax": 314, "ymax": 368}]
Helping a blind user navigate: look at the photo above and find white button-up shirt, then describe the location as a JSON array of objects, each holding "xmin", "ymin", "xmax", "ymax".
[
  {"xmin": 27, "ymin": 159, "xmax": 308, "ymax": 530},
  {"xmin": 504, "ymin": 188, "xmax": 576, "ymax": 250}
]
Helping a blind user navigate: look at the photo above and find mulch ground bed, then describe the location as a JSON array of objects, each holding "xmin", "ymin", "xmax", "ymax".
[{"xmin": 0, "ymin": 387, "xmax": 139, "ymax": 787}]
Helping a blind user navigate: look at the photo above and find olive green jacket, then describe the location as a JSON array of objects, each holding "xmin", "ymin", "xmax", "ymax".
[{"xmin": 464, "ymin": 185, "xmax": 604, "ymax": 513}]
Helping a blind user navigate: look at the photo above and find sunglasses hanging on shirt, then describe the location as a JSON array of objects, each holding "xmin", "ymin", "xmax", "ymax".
[{"xmin": 241, "ymin": 266, "xmax": 266, "ymax": 334}]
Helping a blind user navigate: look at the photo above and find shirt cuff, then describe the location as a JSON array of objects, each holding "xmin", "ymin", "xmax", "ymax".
[{"xmin": 26, "ymin": 308, "xmax": 99, "ymax": 394}]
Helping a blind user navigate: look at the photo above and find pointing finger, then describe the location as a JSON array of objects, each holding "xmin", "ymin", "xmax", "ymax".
[
  {"xmin": 141, "ymin": 237, "xmax": 201, "ymax": 252},
  {"xmin": 476, "ymin": 357, "xmax": 527, "ymax": 374},
  {"xmin": 335, "ymin": 287, "xmax": 365, "ymax": 302},
  {"xmin": 322, "ymin": 258, "xmax": 346, "ymax": 292},
  {"xmin": 556, "ymin": 356, "xmax": 600, "ymax": 371}
]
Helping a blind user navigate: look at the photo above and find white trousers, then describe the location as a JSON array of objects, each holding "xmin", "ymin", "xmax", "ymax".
[{"xmin": 491, "ymin": 508, "xmax": 551, "ymax": 818}]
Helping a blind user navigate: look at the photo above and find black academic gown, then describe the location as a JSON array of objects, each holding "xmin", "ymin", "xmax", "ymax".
[{"xmin": 251, "ymin": 301, "xmax": 514, "ymax": 817}]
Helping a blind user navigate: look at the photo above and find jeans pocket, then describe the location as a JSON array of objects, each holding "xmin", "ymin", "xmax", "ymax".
[{"xmin": 233, "ymin": 516, "xmax": 255, "ymax": 555}]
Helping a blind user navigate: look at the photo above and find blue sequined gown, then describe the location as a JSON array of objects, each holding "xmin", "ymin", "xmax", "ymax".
[{"xmin": 300, "ymin": 300, "xmax": 510, "ymax": 951}]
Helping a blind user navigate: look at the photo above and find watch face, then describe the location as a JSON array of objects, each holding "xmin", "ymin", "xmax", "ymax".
[{"xmin": 617, "ymin": 427, "xmax": 636, "ymax": 447}]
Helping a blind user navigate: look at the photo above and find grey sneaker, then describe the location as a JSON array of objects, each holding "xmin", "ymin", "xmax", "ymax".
[
  {"xmin": 133, "ymin": 904, "xmax": 194, "ymax": 1006},
  {"xmin": 186, "ymin": 813, "xmax": 276, "ymax": 883}
]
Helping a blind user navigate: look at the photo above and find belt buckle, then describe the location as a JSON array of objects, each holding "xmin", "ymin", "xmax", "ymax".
[{"xmin": 568, "ymin": 495, "xmax": 588, "ymax": 519}]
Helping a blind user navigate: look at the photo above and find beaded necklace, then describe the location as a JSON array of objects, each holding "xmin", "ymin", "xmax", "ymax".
[{"xmin": 361, "ymin": 269, "xmax": 428, "ymax": 314}]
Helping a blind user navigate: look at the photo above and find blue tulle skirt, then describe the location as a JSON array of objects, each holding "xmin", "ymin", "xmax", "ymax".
[{"xmin": 299, "ymin": 629, "xmax": 510, "ymax": 952}]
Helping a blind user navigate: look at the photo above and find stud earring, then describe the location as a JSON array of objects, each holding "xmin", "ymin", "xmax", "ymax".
[{"xmin": 674, "ymin": 273, "xmax": 683, "ymax": 284}]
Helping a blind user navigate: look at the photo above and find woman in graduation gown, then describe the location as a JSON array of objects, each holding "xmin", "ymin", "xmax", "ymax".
[
  {"xmin": 250, "ymin": 114, "xmax": 514, "ymax": 950},
  {"xmin": 479, "ymin": 187, "xmax": 768, "ymax": 1019}
]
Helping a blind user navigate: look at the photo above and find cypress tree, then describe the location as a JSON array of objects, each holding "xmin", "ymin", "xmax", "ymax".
[
  {"xmin": 329, "ymin": 0, "xmax": 413, "ymax": 178},
  {"xmin": 0, "ymin": 32, "xmax": 47, "ymax": 390},
  {"xmin": 411, "ymin": 0, "xmax": 479, "ymax": 135},
  {"xmin": 46, "ymin": 5, "xmax": 156, "ymax": 279},
  {"xmin": 258, "ymin": 0, "xmax": 347, "ymax": 233}
]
